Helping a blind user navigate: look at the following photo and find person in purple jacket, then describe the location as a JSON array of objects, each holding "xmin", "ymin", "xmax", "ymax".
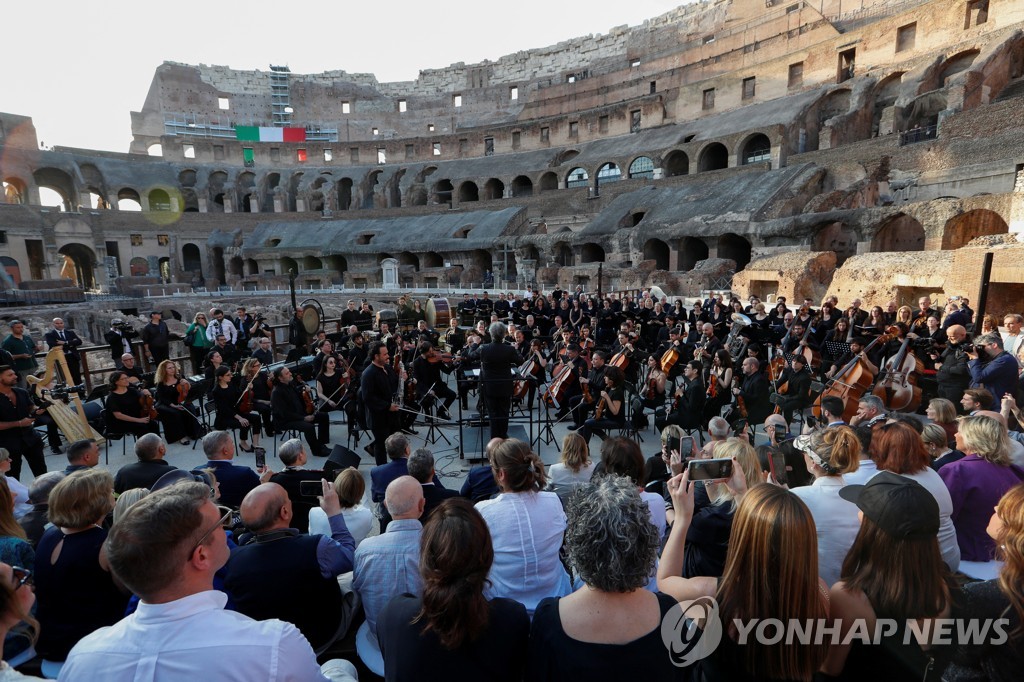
[{"xmin": 940, "ymin": 415, "xmax": 1024, "ymax": 561}]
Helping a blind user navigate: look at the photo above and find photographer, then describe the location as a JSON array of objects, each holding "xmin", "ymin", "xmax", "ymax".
[
  {"xmin": 234, "ymin": 306, "xmax": 257, "ymax": 357},
  {"xmin": 105, "ymin": 318, "xmax": 137, "ymax": 368},
  {"xmin": 966, "ymin": 332, "xmax": 1018, "ymax": 404},
  {"xmin": 934, "ymin": 325, "xmax": 971, "ymax": 409}
]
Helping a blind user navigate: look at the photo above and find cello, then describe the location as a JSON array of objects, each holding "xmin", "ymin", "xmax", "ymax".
[
  {"xmin": 871, "ymin": 331, "xmax": 922, "ymax": 413},
  {"xmin": 813, "ymin": 330, "xmax": 892, "ymax": 422}
]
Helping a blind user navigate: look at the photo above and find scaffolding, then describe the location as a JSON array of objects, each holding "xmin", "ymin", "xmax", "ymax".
[{"xmin": 270, "ymin": 65, "xmax": 292, "ymax": 127}]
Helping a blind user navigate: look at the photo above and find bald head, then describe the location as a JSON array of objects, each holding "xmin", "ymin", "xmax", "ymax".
[
  {"xmin": 947, "ymin": 325, "xmax": 966, "ymax": 343},
  {"xmin": 240, "ymin": 483, "xmax": 291, "ymax": 532},
  {"xmin": 383, "ymin": 476, "xmax": 425, "ymax": 520},
  {"xmin": 976, "ymin": 410, "xmax": 1008, "ymax": 430}
]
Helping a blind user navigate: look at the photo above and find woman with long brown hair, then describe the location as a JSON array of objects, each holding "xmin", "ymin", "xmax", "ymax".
[
  {"xmin": 0, "ymin": 479, "xmax": 33, "ymax": 570},
  {"xmin": 378, "ymin": 498, "xmax": 529, "ymax": 682},
  {"xmin": 658, "ymin": 476, "xmax": 829, "ymax": 681},
  {"xmin": 947, "ymin": 482, "xmax": 1024, "ymax": 678}
]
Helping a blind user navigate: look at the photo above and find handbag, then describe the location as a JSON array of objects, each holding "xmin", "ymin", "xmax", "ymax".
[{"xmin": 184, "ymin": 327, "xmax": 197, "ymax": 346}]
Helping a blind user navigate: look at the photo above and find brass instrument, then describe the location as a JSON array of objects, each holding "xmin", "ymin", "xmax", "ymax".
[
  {"xmin": 27, "ymin": 348, "xmax": 105, "ymax": 445},
  {"xmin": 726, "ymin": 313, "xmax": 751, "ymax": 361}
]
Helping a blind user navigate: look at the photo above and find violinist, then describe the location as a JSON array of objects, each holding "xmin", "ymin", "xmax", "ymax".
[
  {"xmin": 311, "ymin": 339, "xmax": 339, "ymax": 376},
  {"xmin": 211, "ymin": 365, "xmax": 262, "ymax": 453},
  {"xmin": 551, "ymin": 328, "xmax": 575, "ymax": 367},
  {"xmin": 656, "ymin": 326, "xmax": 687, "ymax": 381},
  {"xmin": 732, "ymin": 357, "xmax": 771, "ymax": 426},
  {"xmin": 911, "ymin": 296, "xmax": 940, "ymax": 334},
  {"xmin": 456, "ymin": 330, "xmax": 484, "ymax": 411},
  {"xmin": 413, "ymin": 319, "xmax": 439, "ymax": 347},
  {"xmin": 240, "ymin": 358, "xmax": 273, "ymax": 436},
  {"xmin": 105, "ymin": 371, "xmax": 160, "ymax": 438},
  {"xmin": 575, "ymin": 366, "xmax": 626, "ymax": 446},
  {"xmin": 706, "ymin": 349, "xmax": 734, "ymax": 418},
  {"xmin": 654, "ymin": 361, "xmax": 705, "ymax": 433},
  {"xmin": 153, "ymin": 360, "xmax": 202, "ymax": 445},
  {"xmin": 577, "ymin": 325, "xmax": 596, "ymax": 361},
  {"xmin": 345, "ymin": 331, "xmax": 369, "ymax": 374},
  {"xmin": 775, "ymin": 354, "xmax": 812, "ymax": 424},
  {"xmin": 634, "ymin": 355, "xmax": 667, "ymax": 415},
  {"xmin": 272, "ymin": 365, "xmax": 331, "ymax": 458},
  {"xmin": 568, "ymin": 351, "xmax": 607, "ymax": 431},
  {"xmin": 552, "ymin": 344, "xmax": 588, "ymax": 421},
  {"xmin": 412, "ymin": 342, "xmax": 457, "ymax": 421},
  {"xmin": 315, "ymin": 356, "xmax": 349, "ymax": 417}
]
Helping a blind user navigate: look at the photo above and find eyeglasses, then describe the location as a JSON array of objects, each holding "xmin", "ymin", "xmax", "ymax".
[
  {"xmin": 10, "ymin": 566, "xmax": 33, "ymax": 590},
  {"xmin": 189, "ymin": 506, "xmax": 233, "ymax": 556}
]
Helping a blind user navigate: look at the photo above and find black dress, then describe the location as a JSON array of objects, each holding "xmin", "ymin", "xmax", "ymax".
[
  {"xmin": 211, "ymin": 383, "xmax": 261, "ymax": 441},
  {"xmin": 378, "ymin": 594, "xmax": 529, "ymax": 682},
  {"xmin": 105, "ymin": 388, "xmax": 160, "ymax": 437},
  {"xmin": 154, "ymin": 381, "xmax": 202, "ymax": 442}
]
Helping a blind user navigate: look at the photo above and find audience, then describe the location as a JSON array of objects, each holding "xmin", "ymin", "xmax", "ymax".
[
  {"xmin": 111, "ymin": 488, "xmax": 149, "ymax": 525},
  {"xmin": 528, "ymin": 475, "xmax": 672, "ymax": 680},
  {"xmin": 925, "ymin": 397, "xmax": 959, "ymax": 446},
  {"xmin": 940, "ymin": 415, "xmax": 1024, "ymax": 562},
  {"xmin": 197, "ymin": 430, "xmax": 261, "ymax": 509},
  {"xmin": 18, "ymin": 472, "xmax": 64, "ymax": 548},
  {"xmin": 922, "ymin": 422, "xmax": 964, "ymax": 470},
  {"xmin": 112, "ymin": 434, "xmax": 176, "ymax": 493},
  {"xmin": 378, "ymin": 498, "xmax": 529, "ymax": 682},
  {"xmin": 0, "ymin": 561, "xmax": 43, "ymax": 680},
  {"xmin": 34, "ymin": 469, "xmax": 127, "ymax": 665},
  {"xmin": 0, "ymin": 450, "xmax": 30, "ymax": 518},
  {"xmin": 267, "ymin": 438, "xmax": 328, "ymax": 533},
  {"xmin": 0, "ymin": 479, "xmax": 33, "ymax": 570},
  {"xmin": 790, "ymin": 427, "xmax": 861, "ymax": 586},
  {"xmin": 824, "ymin": 472, "xmax": 961, "ymax": 678},
  {"xmin": 309, "ymin": 467, "xmax": 373, "ymax": 547},
  {"xmin": 477, "ymin": 439, "xmax": 571, "ymax": 616},
  {"xmin": 59, "ymin": 482, "xmax": 356, "ymax": 681},
  {"xmin": 353, "ymin": 475, "xmax": 424, "ymax": 675},
  {"xmin": 407, "ymin": 448, "xmax": 457, "ymax": 520},
  {"xmin": 547, "ymin": 432, "xmax": 595, "ymax": 488}
]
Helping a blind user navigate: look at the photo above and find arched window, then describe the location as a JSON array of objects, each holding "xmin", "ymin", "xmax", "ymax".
[
  {"xmin": 628, "ymin": 157, "xmax": 654, "ymax": 179},
  {"xmin": 565, "ymin": 168, "xmax": 589, "ymax": 189}
]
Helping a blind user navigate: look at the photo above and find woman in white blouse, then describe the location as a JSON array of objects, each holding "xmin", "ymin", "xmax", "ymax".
[
  {"xmin": 476, "ymin": 439, "xmax": 572, "ymax": 616},
  {"xmin": 791, "ymin": 426, "xmax": 862, "ymax": 587},
  {"xmin": 548, "ymin": 433, "xmax": 594, "ymax": 488},
  {"xmin": 308, "ymin": 468, "xmax": 373, "ymax": 547}
]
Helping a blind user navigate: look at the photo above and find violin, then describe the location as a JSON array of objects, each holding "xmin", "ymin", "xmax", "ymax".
[
  {"xmin": 140, "ymin": 391, "xmax": 158, "ymax": 420},
  {"xmin": 177, "ymin": 379, "xmax": 191, "ymax": 405},
  {"xmin": 660, "ymin": 344, "xmax": 681, "ymax": 375},
  {"xmin": 300, "ymin": 383, "xmax": 315, "ymax": 415},
  {"xmin": 595, "ymin": 391, "xmax": 606, "ymax": 420},
  {"xmin": 733, "ymin": 375, "xmax": 748, "ymax": 419},
  {"xmin": 426, "ymin": 349, "xmax": 457, "ymax": 364},
  {"xmin": 707, "ymin": 373, "xmax": 718, "ymax": 400}
]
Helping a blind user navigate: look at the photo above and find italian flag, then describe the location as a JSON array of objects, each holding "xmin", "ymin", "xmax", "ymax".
[{"xmin": 236, "ymin": 126, "xmax": 306, "ymax": 142}]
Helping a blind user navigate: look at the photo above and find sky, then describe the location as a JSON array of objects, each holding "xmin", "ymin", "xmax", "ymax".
[{"xmin": 1, "ymin": 0, "xmax": 691, "ymax": 153}]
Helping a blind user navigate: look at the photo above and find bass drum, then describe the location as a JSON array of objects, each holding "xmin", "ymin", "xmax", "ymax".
[
  {"xmin": 300, "ymin": 301, "xmax": 323, "ymax": 336},
  {"xmin": 376, "ymin": 309, "xmax": 398, "ymax": 331},
  {"xmin": 426, "ymin": 297, "xmax": 452, "ymax": 330}
]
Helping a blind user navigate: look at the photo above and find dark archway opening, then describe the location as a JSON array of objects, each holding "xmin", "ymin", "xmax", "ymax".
[
  {"xmin": 872, "ymin": 214, "xmax": 925, "ymax": 252},
  {"xmin": 459, "ymin": 181, "xmax": 479, "ymax": 203},
  {"xmin": 942, "ymin": 209, "xmax": 1008, "ymax": 249},
  {"xmin": 698, "ymin": 143, "xmax": 729, "ymax": 172},
  {"xmin": 740, "ymin": 134, "xmax": 772, "ymax": 165},
  {"xmin": 58, "ymin": 243, "xmax": 97, "ymax": 289},
  {"xmin": 580, "ymin": 243, "xmax": 605, "ymax": 263},
  {"xmin": 643, "ymin": 238, "xmax": 670, "ymax": 270},
  {"xmin": 717, "ymin": 233, "xmax": 751, "ymax": 271},
  {"xmin": 679, "ymin": 237, "xmax": 709, "ymax": 271},
  {"xmin": 662, "ymin": 150, "xmax": 689, "ymax": 177},
  {"xmin": 511, "ymin": 175, "xmax": 533, "ymax": 197},
  {"xmin": 539, "ymin": 172, "xmax": 558, "ymax": 192}
]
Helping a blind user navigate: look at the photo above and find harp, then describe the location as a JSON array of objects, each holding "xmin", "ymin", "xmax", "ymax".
[{"xmin": 26, "ymin": 348, "xmax": 105, "ymax": 445}]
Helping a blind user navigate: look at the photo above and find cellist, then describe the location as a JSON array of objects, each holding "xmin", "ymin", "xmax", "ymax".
[
  {"xmin": 568, "ymin": 351, "xmax": 608, "ymax": 431},
  {"xmin": 550, "ymin": 344, "xmax": 587, "ymax": 421},
  {"xmin": 825, "ymin": 337, "xmax": 879, "ymax": 379},
  {"xmin": 655, "ymin": 325, "xmax": 687, "ymax": 381}
]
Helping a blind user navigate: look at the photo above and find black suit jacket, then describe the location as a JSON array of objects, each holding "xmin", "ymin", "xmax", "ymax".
[
  {"xmin": 45, "ymin": 329, "xmax": 83, "ymax": 356},
  {"xmin": 270, "ymin": 468, "xmax": 328, "ymax": 533},
  {"xmin": 781, "ymin": 368, "xmax": 812, "ymax": 406},
  {"xmin": 739, "ymin": 371, "xmax": 771, "ymax": 423},
  {"xmin": 421, "ymin": 482, "xmax": 458, "ymax": 520},
  {"xmin": 475, "ymin": 342, "xmax": 521, "ymax": 397},
  {"xmin": 677, "ymin": 377, "xmax": 706, "ymax": 416},
  {"xmin": 105, "ymin": 329, "xmax": 131, "ymax": 361}
]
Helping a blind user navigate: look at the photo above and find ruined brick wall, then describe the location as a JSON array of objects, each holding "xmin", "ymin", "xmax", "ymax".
[{"xmin": 825, "ymin": 251, "xmax": 954, "ymax": 307}]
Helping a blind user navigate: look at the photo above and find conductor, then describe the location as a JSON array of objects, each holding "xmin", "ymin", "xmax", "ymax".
[{"xmin": 473, "ymin": 321, "xmax": 520, "ymax": 440}]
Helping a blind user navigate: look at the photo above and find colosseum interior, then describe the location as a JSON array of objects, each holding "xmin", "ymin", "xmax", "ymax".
[{"xmin": 1, "ymin": 0, "xmax": 1023, "ymax": 336}]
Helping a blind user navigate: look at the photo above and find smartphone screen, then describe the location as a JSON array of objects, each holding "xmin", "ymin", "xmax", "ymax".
[
  {"xmin": 254, "ymin": 447, "xmax": 266, "ymax": 470},
  {"xmin": 769, "ymin": 451, "xmax": 788, "ymax": 486},
  {"xmin": 299, "ymin": 480, "xmax": 323, "ymax": 497},
  {"xmin": 688, "ymin": 458, "xmax": 733, "ymax": 481},
  {"xmin": 679, "ymin": 436, "xmax": 694, "ymax": 458}
]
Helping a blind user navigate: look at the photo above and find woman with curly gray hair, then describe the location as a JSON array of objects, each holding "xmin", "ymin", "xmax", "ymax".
[{"xmin": 527, "ymin": 475, "xmax": 679, "ymax": 680}]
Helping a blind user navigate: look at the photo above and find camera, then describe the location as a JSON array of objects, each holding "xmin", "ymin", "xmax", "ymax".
[
  {"xmin": 254, "ymin": 314, "xmax": 266, "ymax": 323},
  {"xmin": 973, "ymin": 344, "xmax": 989, "ymax": 355},
  {"xmin": 48, "ymin": 384, "xmax": 86, "ymax": 402}
]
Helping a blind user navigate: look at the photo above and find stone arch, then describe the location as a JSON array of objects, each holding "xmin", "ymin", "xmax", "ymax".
[
  {"xmin": 872, "ymin": 72, "xmax": 905, "ymax": 135},
  {"xmin": 286, "ymin": 172, "xmax": 304, "ymax": 212},
  {"xmin": 408, "ymin": 185, "xmax": 427, "ymax": 206},
  {"xmin": 245, "ymin": 259, "xmax": 259, "ymax": 276},
  {"xmin": 565, "ymin": 167, "xmax": 589, "ymax": 189},
  {"xmin": 871, "ymin": 213, "xmax": 925, "ymax": 252},
  {"xmin": 360, "ymin": 170, "xmax": 382, "ymax": 209},
  {"xmin": 130, "ymin": 256, "xmax": 150, "ymax": 276},
  {"xmin": 422, "ymin": 251, "xmax": 443, "ymax": 269},
  {"xmin": 596, "ymin": 162, "xmax": 621, "ymax": 185},
  {"xmin": 228, "ymin": 256, "xmax": 244, "ymax": 276},
  {"xmin": 148, "ymin": 188, "xmax": 172, "ymax": 211},
  {"xmin": 554, "ymin": 241, "xmax": 574, "ymax": 266},
  {"xmin": 738, "ymin": 133, "xmax": 772, "ymax": 166},
  {"xmin": 811, "ymin": 221, "xmax": 858, "ymax": 266},
  {"xmin": 939, "ymin": 49, "xmax": 981, "ymax": 87},
  {"xmin": 0, "ymin": 256, "xmax": 21, "ymax": 286},
  {"xmin": 552, "ymin": 149, "xmax": 580, "ymax": 166},
  {"xmin": 261, "ymin": 172, "xmax": 281, "ymax": 212},
  {"xmin": 399, "ymin": 251, "xmax": 420, "ymax": 270},
  {"xmin": 643, "ymin": 238, "xmax": 670, "ymax": 270},
  {"xmin": 57, "ymin": 243, "xmax": 97, "ymax": 289},
  {"xmin": 34, "ymin": 167, "xmax": 76, "ymax": 211},
  {"xmin": 618, "ymin": 210, "xmax": 647, "ymax": 228},
  {"xmin": 211, "ymin": 247, "xmax": 226, "ymax": 284},
  {"xmin": 386, "ymin": 169, "xmax": 406, "ymax": 208},
  {"xmin": 325, "ymin": 255, "xmax": 348, "ymax": 277},
  {"xmin": 182, "ymin": 243, "xmax": 202, "ymax": 272},
  {"xmin": 717, "ymin": 233, "xmax": 751, "ymax": 270},
  {"xmin": 458, "ymin": 181, "xmax": 479, "ymax": 203},
  {"xmin": 511, "ymin": 175, "xmax": 533, "ymax": 197},
  {"xmin": 302, "ymin": 256, "xmax": 323, "ymax": 270},
  {"xmin": 679, "ymin": 236, "xmax": 709, "ymax": 271},
  {"xmin": 433, "ymin": 179, "xmax": 454, "ymax": 205},
  {"xmin": 697, "ymin": 143, "xmax": 729, "ymax": 172},
  {"xmin": 117, "ymin": 187, "xmax": 142, "ymax": 211},
  {"xmin": 662, "ymin": 150, "xmax": 689, "ymax": 177},
  {"xmin": 483, "ymin": 178, "xmax": 505, "ymax": 200},
  {"xmin": 471, "ymin": 249, "xmax": 493, "ymax": 272},
  {"xmin": 904, "ymin": 91, "xmax": 947, "ymax": 131},
  {"xmin": 179, "ymin": 169, "xmax": 198, "ymax": 188},
  {"xmin": 338, "ymin": 177, "xmax": 353, "ymax": 210},
  {"xmin": 628, "ymin": 156, "xmax": 654, "ymax": 179},
  {"xmin": 2, "ymin": 177, "xmax": 27, "ymax": 205},
  {"xmin": 580, "ymin": 243, "xmax": 605, "ymax": 263},
  {"xmin": 942, "ymin": 209, "xmax": 1009, "ymax": 250},
  {"xmin": 279, "ymin": 256, "xmax": 299, "ymax": 275},
  {"xmin": 237, "ymin": 172, "xmax": 257, "ymax": 212},
  {"xmin": 180, "ymin": 189, "xmax": 199, "ymax": 212},
  {"xmin": 524, "ymin": 244, "xmax": 540, "ymax": 261},
  {"xmin": 147, "ymin": 143, "xmax": 163, "ymax": 157},
  {"xmin": 538, "ymin": 172, "xmax": 558, "ymax": 192},
  {"xmin": 415, "ymin": 165, "xmax": 438, "ymax": 183}
]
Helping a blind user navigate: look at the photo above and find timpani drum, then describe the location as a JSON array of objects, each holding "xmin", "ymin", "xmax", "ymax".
[{"xmin": 426, "ymin": 297, "xmax": 452, "ymax": 330}]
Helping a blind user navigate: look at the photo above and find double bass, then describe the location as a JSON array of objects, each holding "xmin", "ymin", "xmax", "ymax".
[
  {"xmin": 814, "ymin": 330, "xmax": 892, "ymax": 423},
  {"xmin": 871, "ymin": 332, "xmax": 922, "ymax": 413}
]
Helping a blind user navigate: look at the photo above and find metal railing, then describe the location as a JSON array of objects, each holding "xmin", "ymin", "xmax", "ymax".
[{"xmin": 899, "ymin": 124, "xmax": 938, "ymax": 146}]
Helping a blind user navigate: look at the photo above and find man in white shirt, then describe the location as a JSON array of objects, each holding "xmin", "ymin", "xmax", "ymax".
[
  {"xmin": 1002, "ymin": 313, "xmax": 1024, "ymax": 374},
  {"xmin": 59, "ymin": 482, "xmax": 356, "ymax": 682},
  {"xmin": 206, "ymin": 308, "xmax": 238, "ymax": 345}
]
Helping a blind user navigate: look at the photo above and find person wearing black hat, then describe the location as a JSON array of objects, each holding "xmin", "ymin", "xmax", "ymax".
[
  {"xmin": 141, "ymin": 310, "xmax": 172, "ymax": 366},
  {"xmin": 822, "ymin": 472, "xmax": 961, "ymax": 678}
]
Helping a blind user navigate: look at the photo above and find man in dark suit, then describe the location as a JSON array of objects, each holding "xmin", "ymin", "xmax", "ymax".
[
  {"xmin": 407, "ymin": 448, "xmax": 457, "ymax": 520},
  {"xmin": 104, "ymin": 318, "xmax": 135, "ymax": 368},
  {"xmin": 359, "ymin": 342, "xmax": 401, "ymax": 466},
  {"xmin": 269, "ymin": 438, "xmax": 328, "ymax": 533},
  {"xmin": 113, "ymin": 434, "xmax": 177, "ymax": 493},
  {"xmin": 141, "ymin": 310, "xmax": 172, "ymax": 366},
  {"xmin": 656, "ymin": 361, "xmax": 705, "ymax": 432},
  {"xmin": 775, "ymin": 354, "xmax": 812, "ymax": 424},
  {"xmin": 45, "ymin": 317, "xmax": 84, "ymax": 384},
  {"xmin": 732, "ymin": 356, "xmax": 771, "ymax": 427},
  {"xmin": 470, "ymin": 321, "xmax": 522, "ymax": 440}
]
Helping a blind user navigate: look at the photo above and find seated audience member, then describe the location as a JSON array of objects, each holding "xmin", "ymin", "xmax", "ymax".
[
  {"xmin": 658, "ymin": 477, "xmax": 828, "ymax": 680},
  {"xmin": 477, "ymin": 440, "xmax": 572, "ymax": 616},
  {"xmin": 926, "ymin": 398, "xmax": 959, "ymax": 445},
  {"xmin": 946, "ymin": 483, "xmax": 1024, "ymax": 679},
  {"xmin": 18, "ymin": 472, "xmax": 64, "ymax": 548},
  {"xmin": 59, "ymin": 482, "xmax": 357, "ymax": 681},
  {"xmin": 62, "ymin": 439, "xmax": 98, "ymax": 475},
  {"xmin": 548, "ymin": 432, "xmax": 595, "ymax": 488},
  {"xmin": 872, "ymin": 421, "xmax": 960, "ymax": 571},
  {"xmin": 790, "ymin": 427, "xmax": 862, "ymax": 586},
  {"xmin": 407, "ymin": 448, "xmax": 457, "ymax": 520},
  {"xmin": 940, "ymin": 415, "xmax": 1024, "ymax": 562},
  {"xmin": 0, "ymin": 479, "xmax": 33, "ymax": 570},
  {"xmin": 225, "ymin": 481, "xmax": 354, "ymax": 652},
  {"xmin": 111, "ymin": 488, "xmax": 149, "ymax": 525},
  {"xmin": 353, "ymin": 476, "xmax": 424, "ymax": 675},
  {"xmin": 0, "ymin": 449, "xmax": 30, "ymax": 518},
  {"xmin": 113, "ymin": 434, "xmax": 177, "ymax": 493},
  {"xmin": 596, "ymin": 437, "xmax": 667, "ymax": 549},
  {"xmin": 379, "ymin": 499, "xmax": 529, "ymax": 682},
  {"xmin": 35, "ymin": 470, "xmax": 128, "ymax": 664},
  {"xmin": 459, "ymin": 438, "xmax": 502, "ymax": 502},
  {"xmin": 823, "ymin": 473, "xmax": 962, "ymax": 678},
  {"xmin": 677, "ymin": 438, "xmax": 762, "ymax": 578},
  {"xmin": 961, "ymin": 387, "xmax": 993, "ymax": 415},
  {"xmin": 922, "ymin": 423, "xmax": 964, "ymax": 471},
  {"xmin": 308, "ymin": 468, "xmax": 373, "ymax": 548},
  {"xmin": 0, "ymin": 560, "xmax": 43, "ymax": 679},
  {"xmin": 370, "ymin": 434, "xmax": 411, "ymax": 531},
  {"xmin": 528, "ymin": 476, "xmax": 674, "ymax": 680},
  {"xmin": 196, "ymin": 430, "xmax": 261, "ymax": 509},
  {"xmin": 268, "ymin": 438, "xmax": 327, "ymax": 533}
]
